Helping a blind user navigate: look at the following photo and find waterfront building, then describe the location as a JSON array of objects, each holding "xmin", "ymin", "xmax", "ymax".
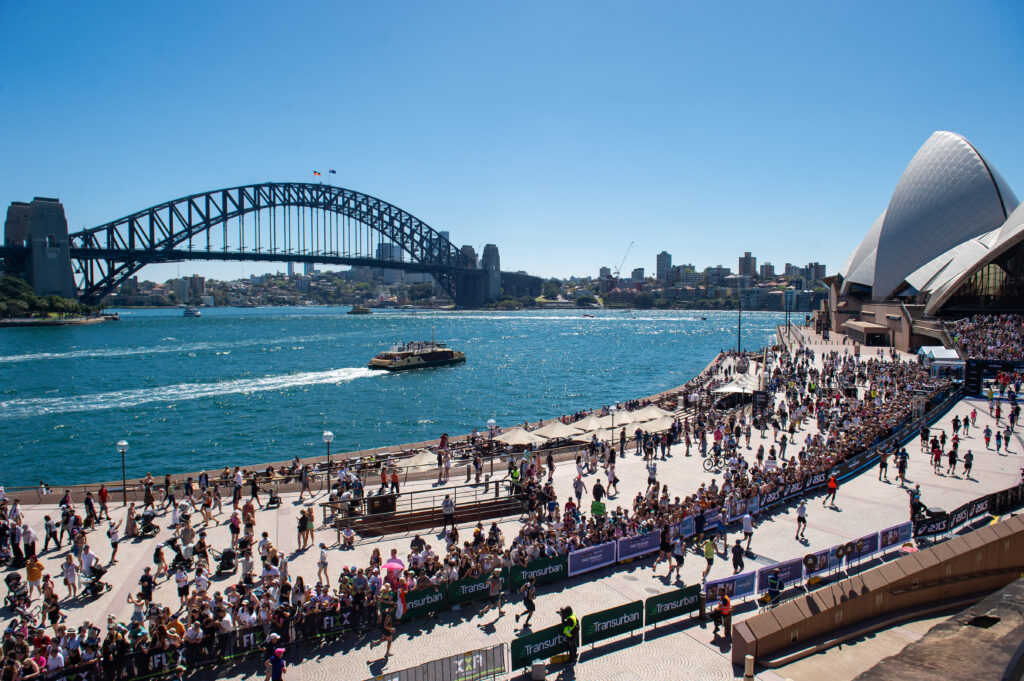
[
  {"xmin": 759, "ymin": 262, "xmax": 775, "ymax": 280},
  {"xmin": 826, "ymin": 130, "xmax": 1024, "ymax": 349},
  {"xmin": 656, "ymin": 251, "xmax": 672, "ymax": 283},
  {"xmin": 631, "ymin": 267, "xmax": 645, "ymax": 283}
]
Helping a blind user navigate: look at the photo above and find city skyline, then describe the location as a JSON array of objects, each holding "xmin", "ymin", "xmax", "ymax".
[{"xmin": 2, "ymin": 2, "xmax": 1022, "ymax": 284}]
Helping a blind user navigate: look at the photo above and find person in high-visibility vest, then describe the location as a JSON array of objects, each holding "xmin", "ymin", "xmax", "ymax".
[
  {"xmin": 712, "ymin": 593, "xmax": 731, "ymax": 637},
  {"xmin": 559, "ymin": 606, "xmax": 579, "ymax": 663}
]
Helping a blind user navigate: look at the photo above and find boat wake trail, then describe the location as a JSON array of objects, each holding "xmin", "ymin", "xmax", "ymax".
[
  {"xmin": 0, "ymin": 334, "xmax": 338, "ymax": 364},
  {"xmin": 0, "ymin": 367, "xmax": 378, "ymax": 420}
]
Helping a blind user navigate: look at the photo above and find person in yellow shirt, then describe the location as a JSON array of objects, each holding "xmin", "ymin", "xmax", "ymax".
[{"xmin": 26, "ymin": 554, "xmax": 45, "ymax": 598}]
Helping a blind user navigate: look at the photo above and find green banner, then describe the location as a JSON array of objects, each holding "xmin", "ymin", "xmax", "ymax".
[
  {"xmin": 448, "ymin": 569, "xmax": 508, "ymax": 606},
  {"xmin": 509, "ymin": 554, "xmax": 569, "ymax": 590},
  {"xmin": 644, "ymin": 584, "xmax": 701, "ymax": 626},
  {"xmin": 511, "ymin": 623, "xmax": 571, "ymax": 668},
  {"xmin": 590, "ymin": 499, "xmax": 606, "ymax": 517},
  {"xmin": 400, "ymin": 585, "xmax": 447, "ymax": 621},
  {"xmin": 581, "ymin": 600, "xmax": 643, "ymax": 645}
]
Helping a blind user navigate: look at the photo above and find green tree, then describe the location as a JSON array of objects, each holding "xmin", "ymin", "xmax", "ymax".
[
  {"xmin": 408, "ymin": 282, "xmax": 434, "ymax": 301},
  {"xmin": 575, "ymin": 295, "xmax": 597, "ymax": 308},
  {"xmin": 519, "ymin": 295, "xmax": 538, "ymax": 308},
  {"xmin": 542, "ymin": 279, "xmax": 561, "ymax": 300},
  {"xmin": 634, "ymin": 293, "xmax": 655, "ymax": 309}
]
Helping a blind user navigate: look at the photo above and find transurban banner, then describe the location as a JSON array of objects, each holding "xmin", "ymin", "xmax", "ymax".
[
  {"xmin": 447, "ymin": 569, "xmax": 507, "ymax": 606},
  {"xmin": 510, "ymin": 623, "xmax": 571, "ymax": 668},
  {"xmin": 567, "ymin": 542, "xmax": 617, "ymax": 577},
  {"xmin": 644, "ymin": 584, "xmax": 701, "ymax": 625},
  {"xmin": 509, "ymin": 554, "xmax": 568, "ymax": 590},
  {"xmin": 616, "ymin": 532, "xmax": 661, "ymax": 562},
  {"xmin": 580, "ymin": 600, "xmax": 644, "ymax": 645},
  {"xmin": 400, "ymin": 585, "xmax": 447, "ymax": 621}
]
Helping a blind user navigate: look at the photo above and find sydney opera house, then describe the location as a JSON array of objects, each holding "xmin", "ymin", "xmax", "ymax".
[{"xmin": 824, "ymin": 130, "xmax": 1024, "ymax": 350}]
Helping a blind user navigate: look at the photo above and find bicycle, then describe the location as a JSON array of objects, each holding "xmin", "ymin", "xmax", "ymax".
[{"xmin": 703, "ymin": 452, "xmax": 725, "ymax": 472}]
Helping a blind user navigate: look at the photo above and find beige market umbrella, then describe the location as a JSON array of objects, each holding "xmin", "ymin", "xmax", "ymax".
[
  {"xmin": 631, "ymin": 404, "xmax": 672, "ymax": 422},
  {"xmin": 532, "ymin": 420, "xmax": 584, "ymax": 439},
  {"xmin": 640, "ymin": 415, "xmax": 675, "ymax": 434},
  {"xmin": 493, "ymin": 428, "xmax": 546, "ymax": 447},
  {"xmin": 572, "ymin": 414, "xmax": 604, "ymax": 431}
]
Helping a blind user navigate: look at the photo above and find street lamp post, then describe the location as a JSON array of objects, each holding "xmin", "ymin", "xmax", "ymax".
[
  {"xmin": 322, "ymin": 431, "xmax": 334, "ymax": 486},
  {"xmin": 486, "ymin": 418, "xmax": 497, "ymax": 475},
  {"xmin": 116, "ymin": 440, "xmax": 129, "ymax": 507},
  {"xmin": 610, "ymin": 405, "xmax": 622, "ymax": 458}
]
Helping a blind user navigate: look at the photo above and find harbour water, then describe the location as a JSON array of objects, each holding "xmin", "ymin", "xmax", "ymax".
[{"xmin": 0, "ymin": 307, "xmax": 784, "ymax": 488}]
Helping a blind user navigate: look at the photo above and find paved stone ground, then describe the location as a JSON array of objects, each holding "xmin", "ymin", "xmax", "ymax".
[{"xmin": 8, "ymin": 328, "xmax": 1023, "ymax": 680}]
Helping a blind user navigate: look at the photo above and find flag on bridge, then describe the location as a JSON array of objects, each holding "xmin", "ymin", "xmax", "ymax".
[
  {"xmin": 329, "ymin": 169, "xmax": 336, "ymax": 174},
  {"xmin": 313, "ymin": 171, "xmax": 321, "ymax": 177}
]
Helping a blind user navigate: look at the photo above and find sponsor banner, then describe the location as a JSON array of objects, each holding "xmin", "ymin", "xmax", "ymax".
[
  {"xmin": 879, "ymin": 522, "xmax": 913, "ymax": 551},
  {"xmin": 756, "ymin": 558, "xmax": 804, "ymax": 593},
  {"xmin": 746, "ymin": 495, "xmax": 760, "ymax": 515},
  {"xmin": 367, "ymin": 643, "xmax": 507, "ymax": 681},
  {"xmin": 913, "ymin": 512, "xmax": 949, "ymax": 538},
  {"xmin": 806, "ymin": 547, "xmax": 840, "ymax": 577},
  {"xmin": 510, "ymin": 623, "xmax": 571, "ymax": 668},
  {"xmin": 703, "ymin": 509, "xmax": 721, "ymax": 530},
  {"xmin": 580, "ymin": 600, "xmax": 644, "ymax": 645},
  {"xmin": 948, "ymin": 502, "xmax": 971, "ymax": 531},
  {"xmin": 400, "ymin": 586, "xmax": 447, "ymax": 620},
  {"xmin": 759, "ymin": 487, "xmax": 783, "ymax": 510},
  {"xmin": 616, "ymin": 532, "xmax": 661, "ymax": 562},
  {"xmin": 509, "ymin": 554, "xmax": 568, "ymax": 590},
  {"xmin": 568, "ymin": 542, "xmax": 616, "ymax": 577},
  {"xmin": 781, "ymin": 479, "xmax": 805, "ymax": 500},
  {"xmin": 447, "ymin": 570, "xmax": 507, "ymax": 606},
  {"xmin": 704, "ymin": 571, "xmax": 756, "ymax": 601},
  {"xmin": 966, "ymin": 495, "xmax": 991, "ymax": 522},
  {"xmin": 319, "ymin": 607, "xmax": 355, "ymax": 636},
  {"xmin": 805, "ymin": 470, "xmax": 829, "ymax": 490},
  {"xmin": 644, "ymin": 584, "xmax": 702, "ymax": 625},
  {"xmin": 675, "ymin": 516, "xmax": 695, "ymax": 539},
  {"xmin": 846, "ymin": 532, "xmax": 880, "ymax": 563}
]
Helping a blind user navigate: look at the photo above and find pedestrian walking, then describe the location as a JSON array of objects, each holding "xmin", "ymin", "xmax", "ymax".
[
  {"xmin": 878, "ymin": 450, "xmax": 890, "ymax": 481},
  {"xmin": 440, "ymin": 495, "xmax": 456, "ymax": 531},
  {"xmin": 795, "ymin": 500, "xmax": 807, "ymax": 540},
  {"xmin": 731, "ymin": 539, "xmax": 745, "ymax": 574}
]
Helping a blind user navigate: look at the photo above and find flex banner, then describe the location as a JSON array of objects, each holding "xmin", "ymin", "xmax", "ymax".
[
  {"xmin": 510, "ymin": 623, "xmax": 572, "ymax": 668},
  {"xmin": 580, "ymin": 600, "xmax": 644, "ymax": 645},
  {"xmin": 644, "ymin": 584, "xmax": 701, "ymax": 626},
  {"xmin": 616, "ymin": 532, "xmax": 661, "ymax": 562},
  {"xmin": 509, "ymin": 554, "xmax": 568, "ymax": 590},
  {"xmin": 365, "ymin": 643, "xmax": 506, "ymax": 681},
  {"xmin": 447, "ymin": 569, "xmax": 507, "ymax": 607},
  {"xmin": 704, "ymin": 572, "xmax": 756, "ymax": 600},
  {"xmin": 567, "ymin": 542, "xmax": 616, "ymax": 577},
  {"xmin": 400, "ymin": 586, "xmax": 447, "ymax": 621}
]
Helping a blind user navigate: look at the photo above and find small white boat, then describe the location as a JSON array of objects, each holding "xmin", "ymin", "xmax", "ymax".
[{"xmin": 183, "ymin": 306, "xmax": 201, "ymax": 317}]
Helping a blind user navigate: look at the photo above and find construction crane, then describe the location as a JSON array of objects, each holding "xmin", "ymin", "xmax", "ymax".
[{"xmin": 613, "ymin": 241, "xmax": 635, "ymax": 278}]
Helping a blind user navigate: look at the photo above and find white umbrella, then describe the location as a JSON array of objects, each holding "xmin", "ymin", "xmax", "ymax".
[
  {"xmin": 631, "ymin": 404, "xmax": 672, "ymax": 422},
  {"xmin": 640, "ymin": 415, "xmax": 675, "ymax": 434},
  {"xmin": 493, "ymin": 428, "xmax": 546, "ymax": 446},
  {"xmin": 532, "ymin": 421, "xmax": 583, "ymax": 439},
  {"xmin": 572, "ymin": 414, "xmax": 604, "ymax": 431},
  {"xmin": 596, "ymin": 411, "xmax": 637, "ymax": 430}
]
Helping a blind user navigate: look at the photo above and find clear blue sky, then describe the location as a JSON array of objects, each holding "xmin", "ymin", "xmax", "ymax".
[{"xmin": 2, "ymin": 1, "xmax": 1022, "ymax": 282}]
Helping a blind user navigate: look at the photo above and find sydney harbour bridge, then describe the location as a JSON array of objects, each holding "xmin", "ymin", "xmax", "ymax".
[{"xmin": 0, "ymin": 182, "xmax": 540, "ymax": 307}]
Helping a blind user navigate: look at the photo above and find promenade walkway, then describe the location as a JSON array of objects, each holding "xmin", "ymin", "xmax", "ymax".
[{"xmin": 7, "ymin": 329, "xmax": 1022, "ymax": 681}]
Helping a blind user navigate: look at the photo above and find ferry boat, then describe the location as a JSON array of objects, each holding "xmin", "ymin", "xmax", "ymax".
[
  {"xmin": 348, "ymin": 305, "xmax": 372, "ymax": 315},
  {"xmin": 368, "ymin": 340, "xmax": 466, "ymax": 371},
  {"xmin": 183, "ymin": 306, "xmax": 201, "ymax": 317}
]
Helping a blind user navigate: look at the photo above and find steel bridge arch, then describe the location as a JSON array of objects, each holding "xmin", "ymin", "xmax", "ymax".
[{"xmin": 68, "ymin": 182, "xmax": 479, "ymax": 304}]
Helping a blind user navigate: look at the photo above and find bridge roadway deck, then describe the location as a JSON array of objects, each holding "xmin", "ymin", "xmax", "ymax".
[{"xmin": 9, "ymin": 333, "xmax": 1021, "ymax": 681}]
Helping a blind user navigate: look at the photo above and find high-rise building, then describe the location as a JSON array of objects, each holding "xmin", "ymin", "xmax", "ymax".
[
  {"xmin": 171, "ymin": 278, "xmax": 189, "ymax": 301},
  {"xmin": 759, "ymin": 262, "xmax": 776, "ymax": 280},
  {"xmin": 599, "ymin": 266, "xmax": 611, "ymax": 279},
  {"xmin": 631, "ymin": 267, "xmax": 645, "ymax": 282},
  {"xmin": 738, "ymin": 252, "xmax": 757, "ymax": 277},
  {"xmin": 303, "ymin": 262, "xmax": 315, "ymax": 276},
  {"xmin": 656, "ymin": 251, "xmax": 672, "ymax": 283},
  {"xmin": 187, "ymin": 275, "xmax": 205, "ymax": 297},
  {"xmin": 287, "ymin": 262, "xmax": 294, "ymax": 277},
  {"xmin": 375, "ymin": 243, "xmax": 404, "ymax": 284},
  {"xmin": 704, "ymin": 265, "xmax": 731, "ymax": 286},
  {"xmin": 805, "ymin": 262, "xmax": 827, "ymax": 283}
]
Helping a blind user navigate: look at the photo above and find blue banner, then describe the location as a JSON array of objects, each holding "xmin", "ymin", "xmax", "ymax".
[
  {"xmin": 617, "ymin": 532, "xmax": 661, "ymax": 562},
  {"xmin": 757, "ymin": 558, "xmax": 803, "ymax": 593},
  {"xmin": 879, "ymin": 522, "xmax": 913, "ymax": 551},
  {"xmin": 705, "ymin": 571, "xmax": 756, "ymax": 601},
  {"xmin": 675, "ymin": 516, "xmax": 695, "ymax": 539},
  {"xmin": 568, "ymin": 542, "xmax": 617, "ymax": 576},
  {"xmin": 806, "ymin": 546, "xmax": 841, "ymax": 576}
]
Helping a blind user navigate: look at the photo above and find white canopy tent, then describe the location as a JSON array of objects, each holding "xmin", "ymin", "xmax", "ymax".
[
  {"xmin": 631, "ymin": 404, "xmax": 673, "ymax": 422},
  {"xmin": 532, "ymin": 420, "xmax": 584, "ymax": 440},
  {"xmin": 493, "ymin": 428, "xmax": 546, "ymax": 447},
  {"xmin": 572, "ymin": 414, "xmax": 604, "ymax": 431}
]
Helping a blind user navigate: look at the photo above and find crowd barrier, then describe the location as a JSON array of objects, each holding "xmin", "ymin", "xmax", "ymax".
[{"xmin": 363, "ymin": 643, "xmax": 506, "ymax": 681}]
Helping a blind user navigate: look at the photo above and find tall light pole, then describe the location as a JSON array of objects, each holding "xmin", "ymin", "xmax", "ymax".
[
  {"xmin": 610, "ymin": 405, "xmax": 620, "ymax": 458},
  {"xmin": 116, "ymin": 440, "xmax": 129, "ymax": 507},
  {"xmin": 322, "ymin": 430, "xmax": 334, "ymax": 480},
  {"xmin": 486, "ymin": 418, "xmax": 497, "ymax": 475}
]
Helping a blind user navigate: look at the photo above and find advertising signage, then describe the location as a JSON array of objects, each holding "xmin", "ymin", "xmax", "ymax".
[
  {"xmin": 580, "ymin": 600, "xmax": 644, "ymax": 645},
  {"xmin": 644, "ymin": 585, "xmax": 701, "ymax": 626}
]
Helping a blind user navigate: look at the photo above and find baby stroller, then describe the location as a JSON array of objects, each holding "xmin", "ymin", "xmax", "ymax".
[
  {"xmin": 265, "ymin": 487, "xmax": 282, "ymax": 509},
  {"xmin": 211, "ymin": 547, "xmax": 237, "ymax": 574},
  {"xmin": 4, "ymin": 574, "xmax": 29, "ymax": 610},
  {"xmin": 165, "ymin": 539, "xmax": 194, "ymax": 571},
  {"xmin": 83, "ymin": 565, "xmax": 111, "ymax": 599},
  {"xmin": 139, "ymin": 510, "xmax": 159, "ymax": 537}
]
